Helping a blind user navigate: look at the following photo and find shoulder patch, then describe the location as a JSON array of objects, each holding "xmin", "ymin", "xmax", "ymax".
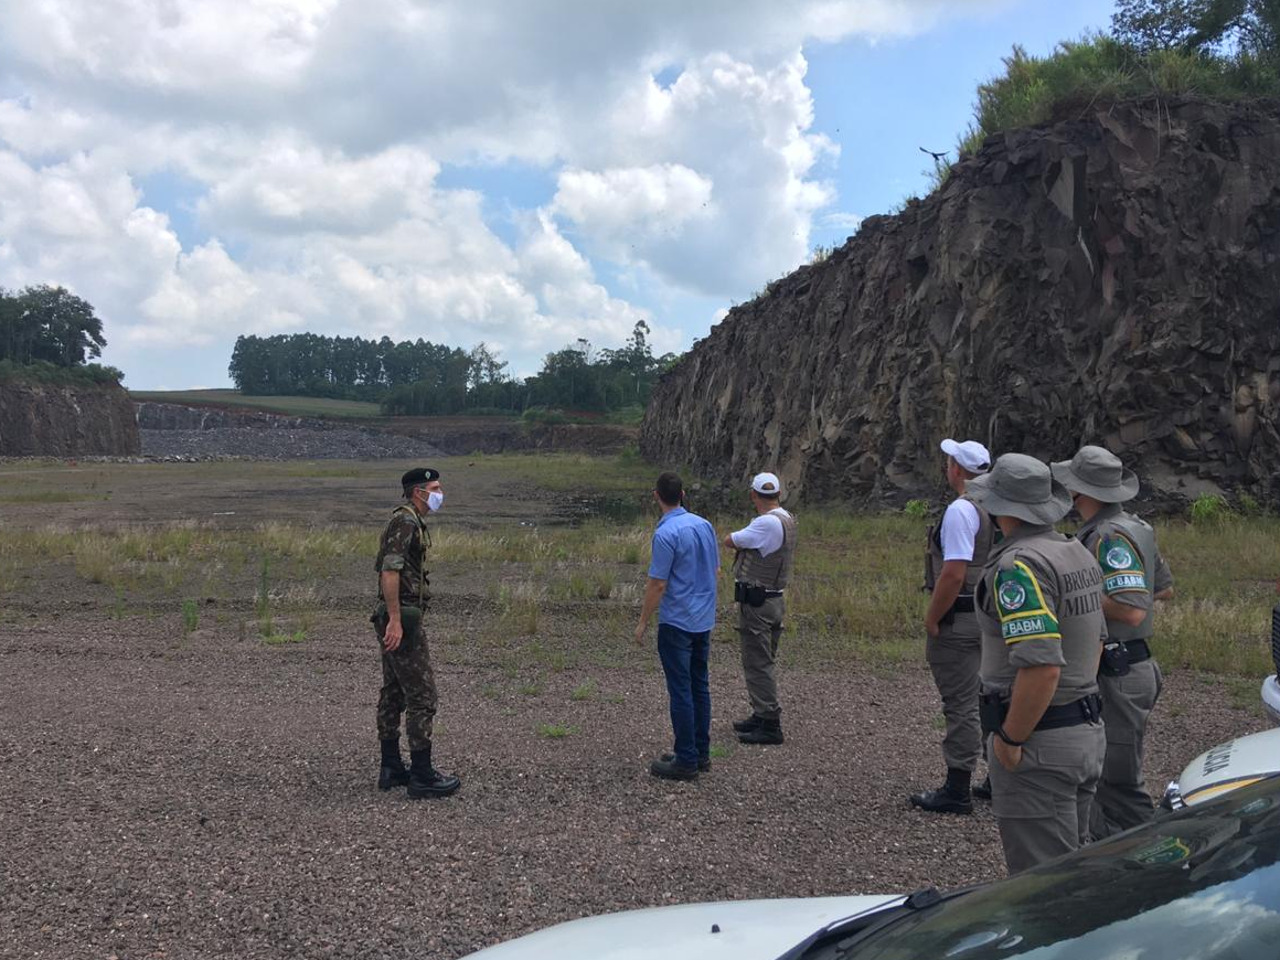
[
  {"xmin": 995, "ymin": 559, "xmax": 1061, "ymax": 644},
  {"xmin": 1096, "ymin": 532, "xmax": 1147, "ymax": 595}
]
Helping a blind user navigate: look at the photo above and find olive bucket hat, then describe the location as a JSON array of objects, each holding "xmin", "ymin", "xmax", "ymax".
[
  {"xmin": 965, "ymin": 453, "xmax": 1073, "ymax": 525},
  {"xmin": 1050, "ymin": 445, "xmax": 1139, "ymax": 503}
]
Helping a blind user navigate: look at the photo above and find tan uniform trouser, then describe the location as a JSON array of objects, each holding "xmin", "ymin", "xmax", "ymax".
[
  {"xmin": 1091, "ymin": 658, "xmax": 1163, "ymax": 839},
  {"xmin": 925, "ymin": 612, "xmax": 982, "ymax": 772},
  {"xmin": 737, "ymin": 597, "xmax": 784, "ymax": 719},
  {"xmin": 989, "ymin": 721, "xmax": 1105, "ymax": 875}
]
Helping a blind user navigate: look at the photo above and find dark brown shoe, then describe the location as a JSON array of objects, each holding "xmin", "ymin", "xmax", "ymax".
[
  {"xmin": 649, "ymin": 756, "xmax": 698, "ymax": 781},
  {"xmin": 661, "ymin": 752, "xmax": 711, "ymax": 772}
]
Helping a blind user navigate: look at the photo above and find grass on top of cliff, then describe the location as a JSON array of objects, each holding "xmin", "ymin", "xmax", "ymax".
[
  {"xmin": 932, "ymin": 34, "xmax": 1280, "ymax": 188},
  {"xmin": 0, "ymin": 456, "xmax": 1274, "ymax": 681}
]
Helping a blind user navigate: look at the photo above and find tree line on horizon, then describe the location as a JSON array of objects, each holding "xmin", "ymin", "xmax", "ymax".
[{"xmin": 227, "ymin": 320, "xmax": 680, "ymax": 417}]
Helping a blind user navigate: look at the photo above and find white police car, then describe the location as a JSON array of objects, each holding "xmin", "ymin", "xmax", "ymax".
[
  {"xmin": 464, "ymin": 776, "xmax": 1280, "ymax": 959},
  {"xmin": 1163, "ymin": 603, "xmax": 1280, "ymax": 809}
]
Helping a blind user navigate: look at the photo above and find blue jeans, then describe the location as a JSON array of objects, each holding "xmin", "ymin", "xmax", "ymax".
[{"xmin": 657, "ymin": 623, "xmax": 712, "ymax": 768}]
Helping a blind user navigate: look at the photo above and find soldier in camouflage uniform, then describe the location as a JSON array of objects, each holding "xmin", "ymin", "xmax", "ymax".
[
  {"xmin": 1053, "ymin": 446, "xmax": 1173, "ymax": 837},
  {"xmin": 372, "ymin": 466, "xmax": 460, "ymax": 799}
]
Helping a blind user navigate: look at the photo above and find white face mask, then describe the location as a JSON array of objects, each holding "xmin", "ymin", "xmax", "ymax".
[{"xmin": 426, "ymin": 491, "xmax": 444, "ymax": 513}]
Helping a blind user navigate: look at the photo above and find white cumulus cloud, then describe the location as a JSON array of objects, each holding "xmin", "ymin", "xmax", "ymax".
[{"xmin": 0, "ymin": 0, "xmax": 1008, "ymax": 386}]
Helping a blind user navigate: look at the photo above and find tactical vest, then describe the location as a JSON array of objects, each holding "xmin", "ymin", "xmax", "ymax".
[
  {"xmin": 924, "ymin": 496, "xmax": 995, "ymax": 594},
  {"xmin": 976, "ymin": 527, "xmax": 1104, "ymax": 706},
  {"xmin": 1082, "ymin": 509, "xmax": 1159, "ymax": 642},
  {"xmin": 734, "ymin": 509, "xmax": 797, "ymax": 590}
]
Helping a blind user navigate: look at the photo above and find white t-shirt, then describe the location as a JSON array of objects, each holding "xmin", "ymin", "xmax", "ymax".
[
  {"xmin": 940, "ymin": 498, "xmax": 980, "ymax": 563},
  {"xmin": 730, "ymin": 508, "xmax": 792, "ymax": 557}
]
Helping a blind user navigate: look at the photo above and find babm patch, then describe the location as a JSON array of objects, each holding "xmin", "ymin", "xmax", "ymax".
[
  {"xmin": 1097, "ymin": 533, "xmax": 1147, "ymax": 595},
  {"xmin": 995, "ymin": 560, "xmax": 1061, "ymax": 643}
]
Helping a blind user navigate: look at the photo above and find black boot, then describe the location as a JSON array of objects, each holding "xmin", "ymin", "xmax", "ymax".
[
  {"xmin": 738, "ymin": 716, "xmax": 783, "ymax": 745},
  {"xmin": 909, "ymin": 768, "xmax": 973, "ymax": 815},
  {"xmin": 972, "ymin": 776, "xmax": 992, "ymax": 801},
  {"xmin": 733, "ymin": 714, "xmax": 763, "ymax": 734},
  {"xmin": 378, "ymin": 738, "xmax": 409, "ymax": 790},
  {"xmin": 407, "ymin": 744, "xmax": 461, "ymax": 799}
]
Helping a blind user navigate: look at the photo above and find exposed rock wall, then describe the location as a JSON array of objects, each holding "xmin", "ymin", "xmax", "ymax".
[
  {"xmin": 0, "ymin": 380, "xmax": 141, "ymax": 456},
  {"xmin": 642, "ymin": 98, "xmax": 1280, "ymax": 505}
]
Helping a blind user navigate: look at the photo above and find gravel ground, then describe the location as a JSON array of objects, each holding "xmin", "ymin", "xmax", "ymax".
[
  {"xmin": 1, "ymin": 612, "xmax": 1271, "ymax": 960},
  {"xmin": 140, "ymin": 428, "xmax": 445, "ymax": 460}
]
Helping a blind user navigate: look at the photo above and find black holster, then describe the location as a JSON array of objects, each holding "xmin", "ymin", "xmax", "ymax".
[
  {"xmin": 1099, "ymin": 642, "xmax": 1132, "ymax": 677},
  {"xmin": 734, "ymin": 581, "xmax": 768, "ymax": 608},
  {"xmin": 979, "ymin": 693, "xmax": 1008, "ymax": 736}
]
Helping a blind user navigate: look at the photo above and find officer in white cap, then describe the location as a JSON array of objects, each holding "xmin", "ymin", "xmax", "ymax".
[
  {"xmin": 910, "ymin": 439, "xmax": 995, "ymax": 815},
  {"xmin": 722, "ymin": 472, "xmax": 797, "ymax": 745},
  {"xmin": 1052, "ymin": 445, "xmax": 1174, "ymax": 838}
]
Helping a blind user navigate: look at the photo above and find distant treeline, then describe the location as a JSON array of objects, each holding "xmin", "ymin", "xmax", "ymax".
[{"xmin": 228, "ymin": 321, "xmax": 678, "ymax": 416}]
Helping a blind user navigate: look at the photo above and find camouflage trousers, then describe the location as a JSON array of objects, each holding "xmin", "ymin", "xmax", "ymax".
[{"xmin": 374, "ymin": 608, "xmax": 438, "ymax": 752}]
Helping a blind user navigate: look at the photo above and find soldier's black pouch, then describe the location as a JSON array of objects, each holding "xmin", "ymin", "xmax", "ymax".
[
  {"xmin": 978, "ymin": 694, "xmax": 1008, "ymax": 736},
  {"xmin": 734, "ymin": 581, "xmax": 768, "ymax": 607},
  {"xmin": 1100, "ymin": 642, "xmax": 1131, "ymax": 677}
]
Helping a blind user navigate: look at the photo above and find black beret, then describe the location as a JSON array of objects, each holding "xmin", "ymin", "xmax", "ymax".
[{"xmin": 401, "ymin": 467, "xmax": 440, "ymax": 488}]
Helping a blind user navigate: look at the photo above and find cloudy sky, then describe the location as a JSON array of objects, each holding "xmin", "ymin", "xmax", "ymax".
[{"xmin": 0, "ymin": 0, "xmax": 1114, "ymax": 389}]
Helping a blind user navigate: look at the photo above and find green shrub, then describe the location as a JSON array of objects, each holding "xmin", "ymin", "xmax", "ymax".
[
  {"xmin": 1190, "ymin": 493, "xmax": 1232, "ymax": 524},
  {"xmin": 0, "ymin": 359, "xmax": 124, "ymax": 386},
  {"xmin": 181, "ymin": 599, "xmax": 199, "ymax": 635},
  {"xmin": 903, "ymin": 499, "xmax": 930, "ymax": 520}
]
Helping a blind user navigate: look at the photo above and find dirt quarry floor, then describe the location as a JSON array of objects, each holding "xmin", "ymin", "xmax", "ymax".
[{"xmin": 0, "ymin": 458, "xmax": 1274, "ymax": 959}]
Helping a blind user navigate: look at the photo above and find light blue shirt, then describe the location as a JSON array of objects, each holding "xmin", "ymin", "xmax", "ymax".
[{"xmin": 648, "ymin": 506, "xmax": 719, "ymax": 633}]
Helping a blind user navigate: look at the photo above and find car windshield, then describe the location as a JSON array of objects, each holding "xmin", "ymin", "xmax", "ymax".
[{"xmin": 803, "ymin": 778, "xmax": 1280, "ymax": 960}]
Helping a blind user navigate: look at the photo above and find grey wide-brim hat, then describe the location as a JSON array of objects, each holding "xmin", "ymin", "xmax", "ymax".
[
  {"xmin": 966, "ymin": 453, "xmax": 1073, "ymax": 525},
  {"xmin": 1050, "ymin": 445, "xmax": 1139, "ymax": 503}
]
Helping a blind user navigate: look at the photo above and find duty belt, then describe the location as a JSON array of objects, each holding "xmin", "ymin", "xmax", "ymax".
[
  {"xmin": 950, "ymin": 594, "xmax": 975, "ymax": 615},
  {"xmin": 979, "ymin": 693, "xmax": 1103, "ymax": 735},
  {"xmin": 1115, "ymin": 638, "xmax": 1151, "ymax": 664}
]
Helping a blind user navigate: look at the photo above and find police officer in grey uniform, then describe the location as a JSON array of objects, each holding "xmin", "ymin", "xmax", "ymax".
[
  {"xmin": 966, "ymin": 454, "xmax": 1107, "ymax": 875},
  {"xmin": 1052, "ymin": 445, "xmax": 1174, "ymax": 838},
  {"xmin": 911, "ymin": 439, "xmax": 995, "ymax": 814},
  {"xmin": 723, "ymin": 472, "xmax": 797, "ymax": 746}
]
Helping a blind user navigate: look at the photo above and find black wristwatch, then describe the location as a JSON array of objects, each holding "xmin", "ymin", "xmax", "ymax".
[{"xmin": 996, "ymin": 726, "xmax": 1026, "ymax": 747}]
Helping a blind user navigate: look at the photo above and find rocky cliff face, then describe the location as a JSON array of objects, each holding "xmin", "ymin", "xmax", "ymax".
[
  {"xmin": 642, "ymin": 98, "xmax": 1280, "ymax": 505},
  {"xmin": 0, "ymin": 379, "xmax": 140, "ymax": 456}
]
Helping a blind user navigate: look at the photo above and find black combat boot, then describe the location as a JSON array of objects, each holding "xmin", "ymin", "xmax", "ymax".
[
  {"xmin": 972, "ymin": 775, "xmax": 992, "ymax": 801},
  {"xmin": 738, "ymin": 716, "xmax": 783, "ymax": 745},
  {"xmin": 909, "ymin": 768, "xmax": 974, "ymax": 815},
  {"xmin": 733, "ymin": 714, "xmax": 763, "ymax": 734},
  {"xmin": 407, "ymin": 744, "xmax": 461, "ymax": 799},
  {"xmin": 378, "ymin": 738, "xmax": 410, "ymax": 790}
]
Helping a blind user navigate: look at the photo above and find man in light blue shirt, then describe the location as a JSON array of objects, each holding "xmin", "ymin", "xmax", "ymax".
[{"xmin": 633, "ymin": 471, "xmax": 719, "ymax": 780}]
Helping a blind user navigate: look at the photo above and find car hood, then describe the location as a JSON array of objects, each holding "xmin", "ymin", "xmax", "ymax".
[
  {"xmin": 1177, "ymin": 725, "xmax": 1280, "ymax": 805},
  {"xmin": 461, "ymin": 895, "xmax": 903, "ymax": 960}
]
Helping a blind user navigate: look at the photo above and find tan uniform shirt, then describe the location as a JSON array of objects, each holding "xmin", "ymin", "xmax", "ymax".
[{"xmin": 976, "ymin": 523, "xmax": 1106, "ymax": 706}]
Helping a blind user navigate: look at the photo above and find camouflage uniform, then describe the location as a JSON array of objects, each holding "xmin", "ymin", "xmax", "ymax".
[{"xmin": 374, "ymin": 503, "xmax": 437, "ymax": 751}]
